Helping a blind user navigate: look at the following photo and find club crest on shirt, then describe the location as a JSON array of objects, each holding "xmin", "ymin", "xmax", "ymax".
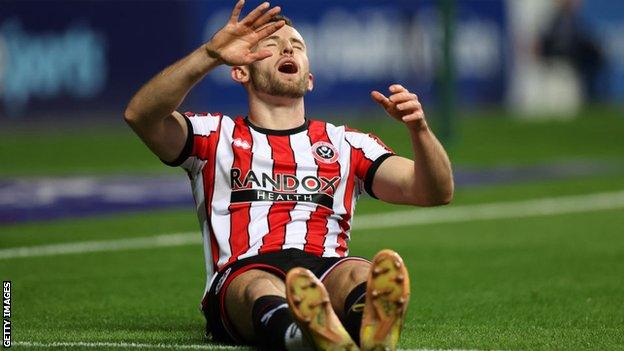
[{"xmin": 311, "ymin": 141, "xmax": 339, "ymax": 164}]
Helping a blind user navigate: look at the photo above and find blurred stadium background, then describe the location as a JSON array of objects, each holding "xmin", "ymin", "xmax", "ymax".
[{"xmin": 1, "ymin": 0, "xmax": 623, "ymax": 350}]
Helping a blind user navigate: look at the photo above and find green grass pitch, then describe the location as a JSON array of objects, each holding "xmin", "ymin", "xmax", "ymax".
[{"xmin": 1, "ymin": 108, "xmax": 624, "ymax": 350}]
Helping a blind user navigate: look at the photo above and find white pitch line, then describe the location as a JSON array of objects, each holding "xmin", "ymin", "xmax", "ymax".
[
  {"xmin": 13, "ymin": 341, "xmax": 497, "ymax": 351},
  {"xmin": 2, "ymin": 190, "xmax": 624, "ymax": 260},
  {"xmin": 13, "ymin": 341, "xmax": 244, "ymax": 350},
  {"xmin": 0, "ymin": 232, "xmax": 200, "ymax": 260},
  {"xmin": 354, "ymin": 189, "xmax": 624, "ymax": 229}
]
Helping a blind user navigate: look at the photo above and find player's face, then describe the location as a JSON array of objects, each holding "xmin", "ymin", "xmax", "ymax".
[{"xmin": 248, "ymin": 25, "xmax": 312, "ymax": 98}]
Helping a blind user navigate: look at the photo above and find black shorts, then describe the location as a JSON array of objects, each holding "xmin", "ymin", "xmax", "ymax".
[{"xmin": 200, "ymin": 248, "xmax": 370, "ymax": 345}]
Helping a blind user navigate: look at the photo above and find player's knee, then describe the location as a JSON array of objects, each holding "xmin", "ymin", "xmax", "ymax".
[
  {"xmin": 244, "ymin": 277, "xmax": 284, "ymax": 304},
  {"xmin": 348, "ymin": 263, "xmax": 370, "ymax": 284}
]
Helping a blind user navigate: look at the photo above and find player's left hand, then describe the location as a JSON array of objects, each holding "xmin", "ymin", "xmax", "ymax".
[{"xmin": 371, "ymin": 85, "xmax": 426, "ymax": 130}]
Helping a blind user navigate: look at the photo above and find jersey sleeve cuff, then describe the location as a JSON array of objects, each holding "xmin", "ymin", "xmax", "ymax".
[
  {"xmin": 161, "ymin": 115, "xmax": 194, "ymax": 167},
  {"xmin": 364, "ymin": 153, "xmax": 394, "ymax": 199}
]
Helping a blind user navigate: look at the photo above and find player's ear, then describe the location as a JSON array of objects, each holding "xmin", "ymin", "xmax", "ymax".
[
  {"xmin": 231, "ymin": 66, "xmax": 250, "ymax": 84},
  {"xmin": 307, "ymin": 72, "xmax": 314, "ymax": 92}
]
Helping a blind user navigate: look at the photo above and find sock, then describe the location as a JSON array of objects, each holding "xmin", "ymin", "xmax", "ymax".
[
  {"xmin": 342, "ymin": 282, "xmax": 367, "ymax": 345},
  {"xmin": 284, "ymin": 322, "xmax": 313, "ymax": 351},
  {"xmin": 251, "ymin": 295, "xmax": 312, "ymax": 351}
]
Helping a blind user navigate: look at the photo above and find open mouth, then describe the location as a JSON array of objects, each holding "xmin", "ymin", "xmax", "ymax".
[{"xmin": 278, "ymin": 61, "xmax": 298, "ymax": 74}]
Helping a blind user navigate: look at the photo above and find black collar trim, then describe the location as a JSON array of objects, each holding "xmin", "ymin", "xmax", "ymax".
[{"xmin": 245, "ymin": 117, "xmax": 309, "ymax": 136}]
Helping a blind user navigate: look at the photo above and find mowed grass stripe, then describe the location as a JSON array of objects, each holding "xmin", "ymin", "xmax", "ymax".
[
  {"xmin": 13, "ymin": 341, "xmax": 499, "ymax": 351},
  {"xmin": 2, "ymin": 189, "xmax": 624, "ymax": 260}
]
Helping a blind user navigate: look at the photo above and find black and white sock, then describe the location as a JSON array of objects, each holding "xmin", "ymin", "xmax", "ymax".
[
  {"xmin": 342, "ymin": 282, "xmax": 367, "ymax": 345},
  {"xmin": 284, "ymin": 322, "xmax": 313, "ymax": 351},
  {"xmin": 251, "ymin": 295, "xmax": 312, "ymax": 351}
]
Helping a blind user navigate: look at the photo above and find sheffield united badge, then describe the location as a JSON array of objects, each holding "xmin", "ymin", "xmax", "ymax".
[{"xmin": 311, "ymin": 141, "xmax": 339, "ymax": 164}]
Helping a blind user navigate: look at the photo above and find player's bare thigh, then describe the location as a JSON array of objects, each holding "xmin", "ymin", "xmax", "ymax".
[
  {"xmin": 225, "ymin": 269, "xmax": 286, "ymax": 342},
  {"xmin": 322, "ymin": 259, "xmax": 371, "ymax": 319}
]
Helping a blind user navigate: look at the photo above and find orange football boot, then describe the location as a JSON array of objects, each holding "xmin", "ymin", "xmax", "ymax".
[
  {"xmin": 286, "ymin": 267, "xmax": 360, "ymax": 351},
  {"xmin": 360, "ymin": 250, "xmax": 410, "ymax": 351}
]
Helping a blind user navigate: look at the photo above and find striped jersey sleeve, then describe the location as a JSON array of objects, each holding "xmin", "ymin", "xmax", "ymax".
[
  {"xmin": 344, "ymin": 127, "xmax": 395, "ymax": 198},
  {"xmin": 162, "ymin": 112, "xmax": 223, "ymax": 174}
]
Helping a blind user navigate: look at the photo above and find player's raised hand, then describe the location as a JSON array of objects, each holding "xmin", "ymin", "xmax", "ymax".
[
  {"xmin": 371, "ymin": 85, "xmax": 426, "ymax": 129},
  {"xmin": 204, "ymin": 0, "xmax": 285, "ymax": 66}
]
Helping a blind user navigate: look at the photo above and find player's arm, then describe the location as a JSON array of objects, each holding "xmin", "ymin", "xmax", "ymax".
[
  {"xmin": 123, "ymin": 0, "xmax": 284, "ymax": 163},
  {"xmin": 370, "ymin": 84, "xmax": 454, "ymax": 206}
]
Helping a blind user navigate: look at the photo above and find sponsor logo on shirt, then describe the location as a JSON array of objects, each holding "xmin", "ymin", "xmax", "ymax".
[
  {"xmin": 232, "ymin": 138, "xmax": 251, "ymax": 150},
  {"xmin": 229, "ymin": 169, "xmax": 341, "ymax": 209}
]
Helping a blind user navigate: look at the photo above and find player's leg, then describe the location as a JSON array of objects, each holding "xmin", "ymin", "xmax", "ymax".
[
  {"xmin": 359, "ymin": 250, "xmax": 410, "ymax": 351},
  {"xmin": 321, "ymin": 259, "xmax": 370, "ymax": 345},
  {"xmin": 225, "ymin": 269, "xmax": 284, "ymax": 341},
  {"xmin": 285, "ymin": 267, "xmax": 359, "ymax": 351},
  {"xmin": 225, "ymin": 269, "xmax": 311, "ymax": 350}
]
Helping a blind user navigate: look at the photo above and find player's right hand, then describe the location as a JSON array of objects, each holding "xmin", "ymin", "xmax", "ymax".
[{"xmin": 204, "ymin": 0, "xmax": 284, "ymax": 66}]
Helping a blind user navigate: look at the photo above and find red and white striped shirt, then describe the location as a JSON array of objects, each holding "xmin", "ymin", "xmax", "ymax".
[{"xmin": 167, "ymin": 113, "xmax": 393, "ymax": 280}]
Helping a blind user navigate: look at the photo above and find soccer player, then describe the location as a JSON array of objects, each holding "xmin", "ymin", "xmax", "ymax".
[{"xmin": 124, "ymin": 1, "xmax": 453, "ymax": 350}]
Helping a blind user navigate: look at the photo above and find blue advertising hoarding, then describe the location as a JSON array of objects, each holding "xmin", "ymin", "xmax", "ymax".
[
  {"xmin": 0, "ymin": 0, "xmax": 507, "ymax": 120},
  {"xmin": 0, "ymin": 1, "xmax": 192, "ymax": 118},
  {"xmin": 187, "ymin": 0, "xmax": 507, "ymax": 117},
  {"xmin": 582, "ymin": 1, "xmax": 624, "ymax": 101}
]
